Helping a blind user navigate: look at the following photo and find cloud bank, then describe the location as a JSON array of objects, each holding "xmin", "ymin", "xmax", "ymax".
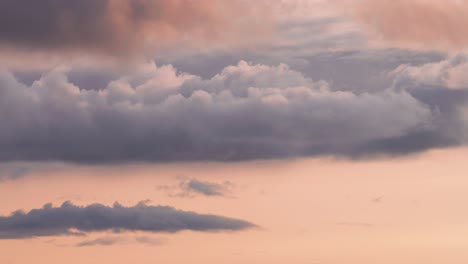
[
  {"xmin": 0, "ymin": 202, "xmax": 255, "ymax": 239},
  {"xmin": 0, "ymin": 0, "xmax": 271, "ymax": 56},
  {"xmin": 0, "ymin": 59, "xmax": 465, "ymax": 163}
]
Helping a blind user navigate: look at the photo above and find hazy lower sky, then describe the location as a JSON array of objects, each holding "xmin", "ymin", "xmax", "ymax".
[{"xmin": 1, "ymin": 1, "xmax": 468, "ymax": 263}]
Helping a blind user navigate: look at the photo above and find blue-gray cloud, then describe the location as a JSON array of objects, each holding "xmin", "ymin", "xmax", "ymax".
[
  {"xmin": 185, "ymin": 179, "xmax": 228, "ymax": 197},
  {"xmin": 1, "ymin": 58, "xmax": 460, "ymax": 164},
  {"xmin": 177, "ymin": 179, "xmax": 233, "ymax": 197},
  {"xmin": 0, "ymin": 202, "xmax": 255, "ymax": 239}
]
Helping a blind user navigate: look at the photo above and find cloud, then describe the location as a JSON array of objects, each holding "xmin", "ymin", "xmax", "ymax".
[
  {"xmin": 0, "ymin": 0, "xmax": 271, "ymax": 57},
  {"xmin": 183, "ymin": 179, "xmax": 230, "ymax": 197},
  {"xmin": 158, "ymin": 178, "xmax": 233, "ymax": 197},
  {"xmin": 391, "ymin": 53, "xmax": 468, "ymax": 90},
  {"xmin": 76, "ymin": 237, "xmax": 123, "ymax": 247},
  {"xmin": 134, "ymin": 236, "xmax": 168, "ymax": 246},
  {"xmin": 342, "ymin": 0, "xmax": 468, "ymax": 51},
  {"xmin": 76, "ymin": 235, "xmax": 167, "ymax": 247},
  {"xmin": 0, "ymin": 165, "xmax": 30, "ymax": 181},
  {"xmin": 0, "ymin": 59, "xmax": 464, "ymax": 163},
  {"xmin": 0, "ymin": 201, "xmax": 255, "ymax": 239},
  {"xmin": 164, "ymin": 179, "xmax": 233, "ymax": 197}
]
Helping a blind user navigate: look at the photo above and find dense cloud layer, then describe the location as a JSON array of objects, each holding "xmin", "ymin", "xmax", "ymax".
[
  {"xmin": 0, "ymin": 0, "xmax": 270, "ymax": 56},
  {"xmin": 0, "ymin": 59, "xmax": 465, "ymax": 163},
  {"xmin": 343, "ymin": 0, "xmax": 468, "ymax": 51},
  {"xmin": 0, "ymin": 202, "xmax": 255, "ymax": 239}
]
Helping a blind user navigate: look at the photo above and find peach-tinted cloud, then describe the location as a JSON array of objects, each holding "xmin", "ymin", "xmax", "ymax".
[
  {"xmin": 0, "ymin": 0, "xmax": 272, "ymax": 57},
  {"xmin": 340, "ymin": 0, "xmax": 468, "ymax": 51}
]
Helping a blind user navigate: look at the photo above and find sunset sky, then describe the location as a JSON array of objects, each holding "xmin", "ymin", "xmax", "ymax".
[{"xmin": 1, "ymin": 1, "xmax": 468, "ymax": 263}]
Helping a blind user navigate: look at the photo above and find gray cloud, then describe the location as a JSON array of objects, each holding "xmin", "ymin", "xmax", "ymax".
[
  {"xmin": 184, "ymin": 179, "xmax": 228, "ymax": 197},
  {"xmin": 76, "ymin": 236, "xmax": 167, "ymax": 247},
  {"xmin": 158, "ymin": 178, "xmax": 233, "ymax": 198},
  {"xmin": 0, "ymin": 57, "xmax": 465, "ymax": 163},
  {"xmin": 174, "ymin": 179, "xmax": 233, "ymax": 197},
  {"xmin": 77, "ymin": 237, "xmax": 122, "ymax": 247},
  {"xmin": 0, "ymin": 165, "xmax": 29, "ymax": 181},
  {"xmin": 0, "ymin": 201, "xmax": 255, "ymax": 239}
]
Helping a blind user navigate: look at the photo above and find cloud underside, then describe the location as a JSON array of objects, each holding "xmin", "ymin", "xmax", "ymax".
[
  {"xmin": 0, "ymin": 202, "xmax": 255, "ymax": 239},
  {"xmin": 0, "ymin": 57, "xmax": 467, "ymax": 163}
]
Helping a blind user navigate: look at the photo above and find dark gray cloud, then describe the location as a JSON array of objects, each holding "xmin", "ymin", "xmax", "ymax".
[
  {"xmin": 0, "ymin": 56, "xmax": 466, "ymax": 163},
  {"xmin": 0, "ymin": 201, "xmax": 255, "ymax": 239}
]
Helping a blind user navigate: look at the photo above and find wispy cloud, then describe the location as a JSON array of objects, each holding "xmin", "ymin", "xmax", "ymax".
[
  {"xmin": 76, "ymin": 236, "xmax": 167, "ymax": 247},
  {"xmin": 158, "ymin": 178, "xmax": 234, "ymax": 198}
]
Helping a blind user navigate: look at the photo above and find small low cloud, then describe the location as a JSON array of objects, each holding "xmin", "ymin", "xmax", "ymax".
[
  {"xmin": 76, "ymin": 236, "xmax": 167, "ymax": 247},
  {"xmin": 0, "ymin": 165, "xmax": 30, "ymax": 182},
  {"xmin": 181, "ymin": 179, "xmax": 233, "ymax": 197},
  {"xmin": 159, "ymin": 178, "xmax": 235, "ymax": 198},
  {"xmin": 0, "ymin": 201, "xmax": 255, "ymax": 239},
  {"xmin": 77, "ymin": 237, "xmax": 123, "ymax": 247}
]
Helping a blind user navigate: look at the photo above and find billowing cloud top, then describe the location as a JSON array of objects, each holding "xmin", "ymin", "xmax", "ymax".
[
  {"xmin": 0, "ymin": 1, "xmax": 467, "ymax": 164},
  {"xmin": 1, "ymin": 58, "xmax": 466, "ymax": 163},
  {"xmin": 0, "ymin": 57, "xmax": 466, "ymax": 163}
]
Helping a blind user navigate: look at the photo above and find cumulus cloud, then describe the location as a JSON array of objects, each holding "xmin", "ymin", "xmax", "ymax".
[
  {"xmin": 0, "ymin": 201, "xmax": 255, "ymax": 239},
  {"xmin": 391, "ymin": 53, "xmax": 468, "ymax": 90},
  {"xmin": 342, "ymin": 0, "xmax": 468, "ymax": 51},
  {"xmin": 0, "ymin": 0, "xmax": 271, "ymax": 57},
  {"xmin": 0, "ymin": 59, "xmax": 463, "ymax": 163}
]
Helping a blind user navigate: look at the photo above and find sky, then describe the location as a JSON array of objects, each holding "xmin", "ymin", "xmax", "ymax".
[{"xmin": 1, "ymin": 0, "xmax": 468, "ymax": 263}]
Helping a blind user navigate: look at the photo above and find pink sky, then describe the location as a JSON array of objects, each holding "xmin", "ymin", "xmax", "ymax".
[
  {"xmin": 2, "ymin": 148, "xmax": 468, "ymax": 263},
  {"xmin": 1, "ymin": 1, "xmax": 468, "ymax": 263}
]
